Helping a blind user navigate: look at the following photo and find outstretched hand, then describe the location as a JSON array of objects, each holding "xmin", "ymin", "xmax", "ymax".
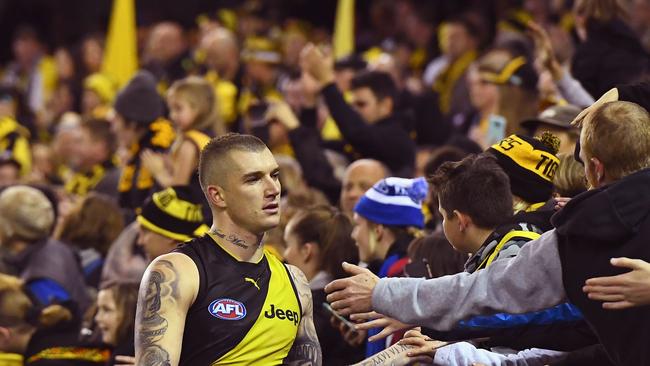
[
  {"xmin": 325, "ymin": 262, "xmax": 379, "ymax": 316},
  {"xmin": 583, "ymin": 257, "xmax": 650, "ymax": 309},
  {"xmin": 398, "ymin": 328, "xmax": 447, "ymax": 360},
  {"xmin": 351, "ymin": 311, "xmax": 414, "ymax": 342}
]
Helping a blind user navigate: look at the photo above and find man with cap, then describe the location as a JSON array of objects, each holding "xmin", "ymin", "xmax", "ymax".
[
  {"xmin": 521, "ymin": 104, "xmax": 582, "ymax": 155},
  {"xmin": 350, "ymin": 176, "xmax": 427, "ymax": 356},
  {"xmin": 135, "ymin": 186, "xmax": 209, "ymax": 262},
  {"xmin": 112, "ymin": 70, "xmax": 175, "ymax": 215}
]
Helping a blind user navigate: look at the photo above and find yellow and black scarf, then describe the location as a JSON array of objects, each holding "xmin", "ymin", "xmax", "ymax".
[{"xmin": 118, "ymin": 118, "xmax": 175, "ymax": 210}]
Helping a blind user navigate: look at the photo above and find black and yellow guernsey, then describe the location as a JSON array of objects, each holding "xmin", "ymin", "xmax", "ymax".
[{"xmin": 174, "ymin": 232, "xmax": 302, "ymax": 365}]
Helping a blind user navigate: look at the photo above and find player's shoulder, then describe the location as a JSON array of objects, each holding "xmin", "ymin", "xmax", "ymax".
[
  {"xmin": 144, "ymin": 253, "xmax": 198, "ymax": 283},
  {"xmin": 284, "ymin": 264, "xmax": 309, "ymax": 288},
  {"xmin": 144, "ymin": 253, "xmax": 200, "ymax": 299}
]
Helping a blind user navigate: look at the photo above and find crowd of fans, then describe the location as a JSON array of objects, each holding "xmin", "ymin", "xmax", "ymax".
[{"xmin": 0, "ymin": 0, "xmax": 649, "ymax": 365}]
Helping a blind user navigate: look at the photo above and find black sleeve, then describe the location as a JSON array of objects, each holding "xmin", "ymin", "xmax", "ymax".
[
  {"xmin": 617, "ymin": 81, "xmax": 650, "ymax": 111},
  {"xmin": 321, "ymin": 83, "xmax": 415, "ymax": 170},
  {"xmin": 320, "ymin": 83, "xmax": 397, "ymax": 158},
  {"xmin": 287, "ymin": 108, "xmax": 341, "ymax": 205}
]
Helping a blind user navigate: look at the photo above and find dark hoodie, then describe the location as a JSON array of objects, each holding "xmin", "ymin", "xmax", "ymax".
[
  {"xmin": 552, "ymin": 168, "xmax": 650, "ymax": 366},
  {"xmin": 572, "ymin": 20, "xmax": 650, "ymax": 99}
]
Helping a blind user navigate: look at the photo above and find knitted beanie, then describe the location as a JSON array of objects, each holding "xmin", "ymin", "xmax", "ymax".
[
  {"xmin": 136, "ymin": 186, "xmax": 209, "ymax": 241},
  {"xmin": 113, "ymin": 70, "xmax": 164, "ymax": 124},
  {"xmin": 0, "ymin": 186, "xmax": 54, "ymax": 241},
  {"xmin": 487, "ymin": 133, "xmax": 560, "ymax": 203},
  {"xmin": 354, "ymin": 177, "xmax": 427, "ymax": 228}
]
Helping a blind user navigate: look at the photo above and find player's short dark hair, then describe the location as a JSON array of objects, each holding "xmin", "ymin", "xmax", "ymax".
[{"xmin": 198, "ymin": 133, "xmax": 267, "ymax": 190}]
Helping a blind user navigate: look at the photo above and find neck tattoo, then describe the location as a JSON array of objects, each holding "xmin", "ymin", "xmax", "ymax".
[{"xmin": 211, "ymin": 228, "xmax": 249, "ymax": 249}]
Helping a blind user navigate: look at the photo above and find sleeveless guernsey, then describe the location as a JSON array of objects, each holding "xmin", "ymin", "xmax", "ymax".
[{"xmin": 174, "ymin": 233, "xmax": 301, "ymax": 365}]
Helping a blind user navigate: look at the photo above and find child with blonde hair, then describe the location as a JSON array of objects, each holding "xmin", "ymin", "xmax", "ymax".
[{"xmin": 141, "ymin": 76, "xmax": 223, "ymax": 189}]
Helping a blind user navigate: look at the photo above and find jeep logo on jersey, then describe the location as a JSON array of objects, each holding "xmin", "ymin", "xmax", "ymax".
[
  {"xmin": 208, "ymin": 298, "xmax": 247, "ymax": 320},
  {"xmin": 264, "ymin": 304, "xmax": 300, "ymax": 325}
]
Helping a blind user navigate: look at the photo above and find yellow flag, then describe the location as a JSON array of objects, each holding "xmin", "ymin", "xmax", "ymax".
[
  {"xmin": 101, "ymin": 0, "xmax": 138, "ymax": 88},
  {"xmin": 333, "ymin": 0, "xmax": 354, "ymax": 59}
]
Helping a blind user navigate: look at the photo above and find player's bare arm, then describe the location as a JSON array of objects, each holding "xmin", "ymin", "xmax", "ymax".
[
  {"xmin": 284, "ymin": 265, "xmax": 323, "ymax": 366},
  {"xmin": 134, "ymin": 253, "xmax": 198, "ymax": 366}
]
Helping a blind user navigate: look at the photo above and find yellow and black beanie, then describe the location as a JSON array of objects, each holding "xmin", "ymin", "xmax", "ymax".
[
  {"xmin": 136, "ymin": 186, "xmax": 209, "ymax": 241},
  {"xmin": 487, "ymin": 133, "xmax": 560, "ymax": 204}
]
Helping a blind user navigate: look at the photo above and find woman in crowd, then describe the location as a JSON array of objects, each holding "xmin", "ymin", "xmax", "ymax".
[
  {"xmin": 283, "ymin": 205, "xmax": 364, "ymax": 365},
  {"xmin": 94, "ymin": 282, "xmax": 139, "ymax": 366},
  {"xmin": 464, "ymin": 49, "xmax": 539, "ymax": 148}
]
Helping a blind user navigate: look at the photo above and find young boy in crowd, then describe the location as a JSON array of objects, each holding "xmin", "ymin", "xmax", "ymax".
[{"xmin": 350, "ymin": 176, "xmax": 427, "ymax": 356}]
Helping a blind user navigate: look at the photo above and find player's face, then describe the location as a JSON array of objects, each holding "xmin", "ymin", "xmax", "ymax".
[{"xmin": 222, "ymin": 148, "xmax": 281, "ymax": 235}]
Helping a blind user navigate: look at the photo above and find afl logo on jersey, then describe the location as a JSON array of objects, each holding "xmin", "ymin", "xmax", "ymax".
[{"xmin": 208, "ymin": 298, "xmax": 247, "ymax": 320}]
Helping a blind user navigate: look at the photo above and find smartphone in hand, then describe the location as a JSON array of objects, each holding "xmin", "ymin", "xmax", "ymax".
[
  {"xmin": 323, "ymin": 302, "xmax": 356, "ymax": 329},
  {"xmin": 487, "ymin": 114, "xmax": 507, "ymax": 146}
]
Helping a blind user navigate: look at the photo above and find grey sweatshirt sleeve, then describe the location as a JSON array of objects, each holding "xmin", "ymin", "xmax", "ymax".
[
  {"xmin": 556, "ymin": 69, "xmax": 595, "ymax": 107},
  {"xmin": 372, "ymin": 230, "xmax": 567, "ymax": 330},
  {"xmin": 433, "ymin": 342, "xmax": 567, "ymax": 366}
]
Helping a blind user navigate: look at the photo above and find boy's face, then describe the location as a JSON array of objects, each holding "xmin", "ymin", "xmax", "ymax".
[{"xmin": 439, "ymin": 204, "xmax": 471, "ymax": 255}]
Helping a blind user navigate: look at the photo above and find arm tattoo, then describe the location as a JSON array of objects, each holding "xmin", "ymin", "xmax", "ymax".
[
  {"xmin": 353, "ymin": 344, "xmax": 413, "ymax": 366},
  {"xmin": 136, "ymin": 260, "xmax": 180, "ymax": 366},
  {"xmin": 285, "ymin": 266, "xmax": 322, "ymax": 366},
  {"xmin": 211, "ymin": 228, "xmax": 249, "ymax": 249}
]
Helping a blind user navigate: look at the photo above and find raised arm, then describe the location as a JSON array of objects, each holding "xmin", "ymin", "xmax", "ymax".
[
  {"xmin": 284, "ymin": 265, "xmax": 323, "ymax": 366},
  {"xmin": 135, "ymin": 253, "xmax": 199, "ymax": 366}
]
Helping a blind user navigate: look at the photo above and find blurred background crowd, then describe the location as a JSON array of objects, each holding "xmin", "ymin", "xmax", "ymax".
[{"xmin": 0, "ymin": 0, "xmax": 649, "ymax": 364}]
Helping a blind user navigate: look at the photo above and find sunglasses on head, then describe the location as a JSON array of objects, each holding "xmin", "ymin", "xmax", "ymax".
[{"xmin": 574, "ymin": 140, "xmax": 584, "ymax": 166}]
